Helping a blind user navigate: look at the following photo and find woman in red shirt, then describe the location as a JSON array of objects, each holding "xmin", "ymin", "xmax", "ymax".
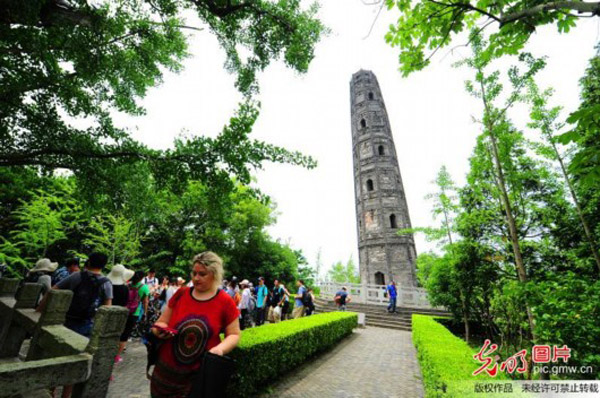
[{"xmin": 150, "ymin": 252, "xmax": 241, "ymax": 397}]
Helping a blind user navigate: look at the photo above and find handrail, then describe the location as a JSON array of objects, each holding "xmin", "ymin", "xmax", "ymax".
[{"xmin": 316, "ymin": 280, "xmax": 433, "ymax": 308}]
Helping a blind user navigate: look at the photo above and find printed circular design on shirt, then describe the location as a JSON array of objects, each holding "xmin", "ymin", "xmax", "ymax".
[{"xmin": 173, "ymin": 315, "xmax": 211, "ymax": 365}]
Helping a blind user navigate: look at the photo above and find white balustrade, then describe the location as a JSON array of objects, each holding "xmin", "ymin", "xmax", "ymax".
[{"xmin": 316, "ymin": 280, "xmax": 433, "ymax": 309}]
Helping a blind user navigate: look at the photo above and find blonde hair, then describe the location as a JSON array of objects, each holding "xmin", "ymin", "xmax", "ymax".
[{"xmin": 192, "ymin": 251, "xmax": 224, "ymax": 289}]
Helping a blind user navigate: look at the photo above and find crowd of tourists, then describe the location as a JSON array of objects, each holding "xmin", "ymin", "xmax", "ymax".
[{"xmin": 23, "ymin": 252, "xmax": 318, "ymax": 397}]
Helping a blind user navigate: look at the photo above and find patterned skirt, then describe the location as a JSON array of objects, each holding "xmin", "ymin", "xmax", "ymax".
[{"xmin": 150, "ymin": 358, "xmax": 200, "ymax": 398}]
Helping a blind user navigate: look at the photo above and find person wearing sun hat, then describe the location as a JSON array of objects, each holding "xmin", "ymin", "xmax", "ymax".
[
  {"xmin": 108, "ymin": 264, "xmax": 135, "ymax": 363},
  {"xmin": 26, "ymin": 258, "xmax": 58, "ymax": 305},
  {"xmin": 238, "ymin": 279, "xmax": 251, "ymax": 330}
]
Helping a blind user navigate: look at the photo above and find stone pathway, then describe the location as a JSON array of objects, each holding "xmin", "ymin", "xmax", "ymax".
[
  {"xmin": 108, "ymin": 341, "xmax": 151, "ymax": 398},
  {"xmin": 262, "ymin": 327, "xmax": 424, "ymax": 398},
  {"xmin": 108, "ymin": 327, "xmax": 424, "ymax": 398}
]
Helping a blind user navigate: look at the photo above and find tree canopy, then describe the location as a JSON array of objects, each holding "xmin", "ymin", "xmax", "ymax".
[
  {"xmin": 1, "ymin": 0, "xmax": 325, "ymax": 187},
  {"xmin": 383, "ymin": 0, "xmax": 600, "ymax": 75}
]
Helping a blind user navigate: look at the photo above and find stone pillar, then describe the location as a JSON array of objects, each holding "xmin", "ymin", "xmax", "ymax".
[
  {"xmin": 14, "ymin": 283, "xmax": 44, "ymax": 309},
  {"xmin": 0, "ymin": 283, "xmax": 43, "ymax": 358},
  {"xmin": 0, "ymin": 278, "xmax": 20, "ymax": 332},
  {"xmin": 0, "ymin": 278, "xmax": 19, "ymax": 296},
  {"xmin": 26, "ymin": 289, "xmax": 73, "ymax": 361},
  {"xmin": 72, "ymin": 306, "xmax": 128, "ymax": 398}
]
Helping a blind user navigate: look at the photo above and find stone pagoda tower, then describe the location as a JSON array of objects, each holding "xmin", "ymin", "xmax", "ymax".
[{"xmin": 350, "ymin": 70, "xmax": 417, "ymax": 288}]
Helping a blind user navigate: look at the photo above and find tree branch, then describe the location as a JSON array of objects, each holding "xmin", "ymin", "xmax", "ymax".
[
  {"xmin": 425, "ymin": 0, "xmax": 600, "ymax": 29},
  {"xmin": 501, "ymin": 1, "xmax": 600, "ymax": 26}
]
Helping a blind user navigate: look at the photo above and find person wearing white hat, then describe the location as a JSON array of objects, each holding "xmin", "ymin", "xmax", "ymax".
[
  {"xmin": 107, "ymin": 264, "xmax": 135, "ymax": 363},
  {"xmin": 238, "ymin": 279, "xmax": 251, "ymax": 330},
  {"xmin": 26, "ymin": 258, "xmax": 58, "ymax": 306}
]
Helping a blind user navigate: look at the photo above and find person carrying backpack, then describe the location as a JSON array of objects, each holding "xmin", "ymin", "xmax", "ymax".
[
  {"xmin": 52, "ymin": 252, "xmax": 113, "ymax": 337},
  {"xmin": 255, "ymin": 276, "xmax": 268, "ymax": 326},
  {"xmin": 107, "ymin": 264, "xmax": 135, "ymax": 363},
  {"xmin": 51, "ymin": 257, "xmax": 81, "ymax": 286},
  {"xmin": 129, "ymin": 270, "xmax": 151, "ymax": 337},
  {"xmin": 305, "ymin": 288, "xmax": 316, "ymax": 316},
  {"xmin": 268, "ymin": 279, "xmax": 284, "ymax": 323},
  {"xmin": 334, "ymin": 286, "xmax": 351, "ymax": 311},
  {"xmin": 49, "ymin": 252, "xmax": 112, "ymax": 398}
]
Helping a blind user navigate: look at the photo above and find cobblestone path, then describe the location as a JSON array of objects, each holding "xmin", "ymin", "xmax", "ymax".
[{"xmin": 108, "ymin": 327, "xmax": 424, "ymax": 398}]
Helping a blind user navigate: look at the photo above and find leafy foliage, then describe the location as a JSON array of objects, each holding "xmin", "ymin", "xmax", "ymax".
[
  {"xmin": 384, "ymin": 0, "xmax": 600, "ymax": 75},
  {"xmin": 82, "ymin": 214, "xmax": 142, "ymax": 267},
  {"xmin": 327, "ymin": 256, "xmax": 360, "ymax": 284},
  {"xmin": 0, "ymin": 179, "xmax": 84, "ymax": 275},
  {"xmin": 0, "ymin": 0, "xmax": 324, "ymax": 189},
  {"xmin": 413, "ymin": 36, "xmax": 600, "ymax": 379},
  {"xmin": 557, "ymin": 50, "xmax": 600, "ymax": 191},
  {"xmin": 412, "ymin": 315, "xmax": 509, "ymax": 398},
  {"xmin": 0, "ymin": 168, "xmax": 307, "ymax": 284}
]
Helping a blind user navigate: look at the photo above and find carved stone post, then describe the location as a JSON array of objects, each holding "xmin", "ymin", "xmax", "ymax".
[
  {"xmin": 72, "ymin": 306, "xmax": 128, "ymax": 398},
  {"xmin": 26, "ymin": 289, "xmax": 73, "ymax": 361},
  {"xmin": 0, "ymin": 278, "xmax": 20, "ymax": 331},
  {"xmin": 0, "ymin": 283, "xmax": 43, "ymax": 358},
  {"xmin": 0, "ymin": 278, "xmax": 19, "ymax": 296},
  {"xmin": 14, "ymin": 283, "xmax": 44, "ymax": 309},
  {"xmin": 360, "ymin": 283, "xmax": 367, "ymax": 304}
]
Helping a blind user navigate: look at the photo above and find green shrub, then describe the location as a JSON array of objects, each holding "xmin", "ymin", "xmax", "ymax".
[
  {"xmin": 413, "ymin": 315, "xmax": 516, "ymax": 398},
  {"xmin": 227, "ymin": 312, "xmax": 357, "ymax": 397}
]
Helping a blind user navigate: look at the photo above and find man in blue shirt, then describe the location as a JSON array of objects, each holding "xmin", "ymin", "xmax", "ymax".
[
  {"xmin": 387, "ymin": 280, "xmax": 397, "ymax": 313},
  {"xmin": 334, "ymin": 287, "xmax": 351, "ymax": 311},
  {"xmin": 293, "ymin": 280, "xmax": 307, "ymax": 319},
  {"xmin": 255, "ymin": 276, "xmax": 268, "ymax": 326}
]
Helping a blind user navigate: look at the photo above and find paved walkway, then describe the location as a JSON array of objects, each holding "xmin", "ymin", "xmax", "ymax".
[
  {"xmin": 108, "ymin": 327, "xmax": 424, "ymax": 398},
  {"xmin": 262, "ymin": 327, "xmax": 424, "ymax": 398}
]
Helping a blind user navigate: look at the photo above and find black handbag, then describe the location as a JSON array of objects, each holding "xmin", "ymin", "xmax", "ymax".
[
  {"xmin": 143, "ymin": 330, "xmax": 164, "ymax": 379},
  {"xmin": 188, "ymin": 352, "xmax": 236, "ymax": 398}
]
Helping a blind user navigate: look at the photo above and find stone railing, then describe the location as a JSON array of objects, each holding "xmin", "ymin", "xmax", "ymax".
[
  {"xmin": 317, "ymin": 280, "xmax": 433, "ymax": 309},
  {"xmin": 0, "ymin": 277, "xmax": 128, "ymax": 398}
]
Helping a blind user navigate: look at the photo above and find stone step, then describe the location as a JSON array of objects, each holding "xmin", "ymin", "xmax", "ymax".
[
  {"xmin": 365, "ymin": 320, "xmax": 412, "ymax": 331},
  {"xmin": 314, "ymin": 304, "xmax": 412, "ymax": 322},
  {"xmin": 314, "ymin": 307, "xmax": 413, "ymax": 328},
  {"xmin": 316, "ymin": 303, "xmax": 411, "ymax": 317}
]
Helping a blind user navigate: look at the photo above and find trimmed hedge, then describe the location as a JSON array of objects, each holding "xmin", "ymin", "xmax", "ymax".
[
  {"xmin": 227, "ymin": 312, "xmax": 357, "ymax": 397},
  {"xmin": 412, "ymin": 315, "xmax": 514, "ymax": 398}
]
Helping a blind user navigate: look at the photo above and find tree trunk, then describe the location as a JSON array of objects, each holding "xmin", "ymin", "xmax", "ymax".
[
  {"xmin": 478, "ymin": 74, "xmax": 537, "ymax": 341},
  {"xmin": 460, "ymin": 293, "xmax": 470, "ymax": 343},
  {"xmin": 487, "ymin": 130, "xmax": 537, "ymax": 340}
]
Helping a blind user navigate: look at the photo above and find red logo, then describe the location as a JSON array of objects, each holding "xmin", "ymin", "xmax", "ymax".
[{"xmin": 473, "ymin": 342, "xmax": 572, "ymax": 377}]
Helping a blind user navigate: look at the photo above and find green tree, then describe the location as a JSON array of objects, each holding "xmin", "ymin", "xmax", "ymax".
[
  {"xmin": 526, "ymin": 80, "xmax": 600, "ymax": 274},
  {"xmin": 383, "ymin": 0, "xmax": 600, "ymax": 75},
  {"xmin": 426, "ymin": 165, "xmax": 458, "ymax": 245},
  {"xmin": 327, "ymin": 256, "xmax": 360, "ymax": 284},
  {"xmin": 82, "ymin": 213, "xmax": 142, "ymax": 267},
  {"xmin": 460, "ymin": 35, "xmax": 546, "ymax": 339},
  {"xmin": 417, "ymin": 241, "xmax": 495, "ymax": 344},
  {"xmin": 1, "ymin": 1, "xmax": 324, "ymax": 185},
  {"xmin": 1, "ymin": 179, "xmax": 83, "ymax": 274},
  {"xmin": 557, "ymin": 51, "xmax": 600, "ymax": 228}
]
